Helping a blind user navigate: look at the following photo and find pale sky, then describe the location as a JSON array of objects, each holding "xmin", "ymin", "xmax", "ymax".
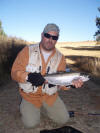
[{"xmin": 0, "ymin": 0, "xmax": 100, "ymax": 42}]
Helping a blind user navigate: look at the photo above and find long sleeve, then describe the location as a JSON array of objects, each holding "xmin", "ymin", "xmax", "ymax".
[{"xmin": 11, "ymin": 46, "xmax": 29, "ymax": 83}]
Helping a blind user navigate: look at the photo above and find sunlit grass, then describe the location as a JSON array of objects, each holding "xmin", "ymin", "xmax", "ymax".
[{"xmin": 56, "ymin": 41, "xmax": 100, "ymax": 77}]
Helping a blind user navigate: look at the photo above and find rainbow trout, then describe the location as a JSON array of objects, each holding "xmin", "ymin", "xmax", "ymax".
[{"xmin": 44, "ymin": 72, "xmax": 89, "ymax": 86}]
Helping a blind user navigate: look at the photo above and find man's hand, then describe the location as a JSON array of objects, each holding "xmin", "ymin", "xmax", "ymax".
[
  {"xmin": 27, "ymin": 72, "xmax": 45, "ymax": 87},
  {"xmin": 72, "ymin": 78, "xmax": 83, "ymax": 88}
]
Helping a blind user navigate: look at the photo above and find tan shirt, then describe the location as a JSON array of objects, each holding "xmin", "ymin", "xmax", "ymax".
[{"xmin": 11, "ymin": 45, "xmax": 69, "ymax": 108}]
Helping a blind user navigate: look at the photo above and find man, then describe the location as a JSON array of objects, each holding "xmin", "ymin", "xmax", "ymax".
[{"xmin": 11, "ymin": 23, "xmax": 83, "ymax": 128}]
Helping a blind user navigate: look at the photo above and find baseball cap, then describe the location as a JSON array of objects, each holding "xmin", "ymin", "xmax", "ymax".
[{"xmin": 43, "ymin": 23, "xmax": 60, "ymax": 35}]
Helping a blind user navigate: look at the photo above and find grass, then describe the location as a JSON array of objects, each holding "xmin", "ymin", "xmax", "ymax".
[
  {"xmin": 0, "ymin": 36, "xmax": 28, "ymax": 85},
  {"xmin": 56, "ymin": 41, "xmax": 100, "ymax": 77}
]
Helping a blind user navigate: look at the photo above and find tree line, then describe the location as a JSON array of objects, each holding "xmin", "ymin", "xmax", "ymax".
[
  {"xmin": 94, "ymin": 7, "xmax": 100, "ymax": 41},
  {"xmin": 0, "ymin": 21, "xmax": 6, "ymax": 37}
]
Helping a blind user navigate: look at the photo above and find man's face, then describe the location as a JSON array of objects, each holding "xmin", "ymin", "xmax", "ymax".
[{"xmin": 40, "ymin": 31, "xmax": 59, "ymax": 51}]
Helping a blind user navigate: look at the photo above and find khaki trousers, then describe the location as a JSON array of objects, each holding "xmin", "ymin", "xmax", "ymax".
[{"xmin": 20, "ymin": 96, "xmax": 69, "ymax": 128}]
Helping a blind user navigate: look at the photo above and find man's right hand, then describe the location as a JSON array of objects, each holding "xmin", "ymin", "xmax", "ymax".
[{"xmin": 27, "ymin": 72, "xmax": 45, "ymax": 87}]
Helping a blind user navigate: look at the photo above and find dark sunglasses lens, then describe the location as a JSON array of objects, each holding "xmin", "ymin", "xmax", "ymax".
[
  {"xmin": 44, "ymin": 33, "xmax": 50, "ymax": 38},
  {"xmin": 44, "ymin": 33, "xmax": 58, "ymax": 40},
  {"xmin": 52, "ymin": 36, "xmax": 58, "ymax": 40}
]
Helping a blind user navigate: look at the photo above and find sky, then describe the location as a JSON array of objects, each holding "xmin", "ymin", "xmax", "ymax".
[{"xmin": 0, "ymin": 0, "xmax": 100, "ymax": 42}]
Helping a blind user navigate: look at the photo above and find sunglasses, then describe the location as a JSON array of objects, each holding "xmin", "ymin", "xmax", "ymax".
[{"xmin": 44, "ymin": 33, "xmax": 58, "ymax": 41}]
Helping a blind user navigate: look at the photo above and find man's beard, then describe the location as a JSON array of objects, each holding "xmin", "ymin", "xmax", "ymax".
[{"xmin": 43, "ymin": 42, "xmax": 55, "ymax": 51}]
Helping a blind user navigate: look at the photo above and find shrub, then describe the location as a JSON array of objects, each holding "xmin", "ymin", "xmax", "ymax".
[{"xmin": 0, "ymin": 36, "xmax": 28, "ymax": 85}]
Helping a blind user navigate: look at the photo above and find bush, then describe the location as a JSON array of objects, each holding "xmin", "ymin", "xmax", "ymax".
[{"xmin": 0, "ymin": 36, "xmax": 28, "ymax": 85}]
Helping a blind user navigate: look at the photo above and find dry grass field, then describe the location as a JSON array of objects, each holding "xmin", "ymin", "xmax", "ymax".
[
  {"xmin": 56, "ymin": 41, "xmax": 100, "ymax": 57},
  {"xmin": 56, "ymin": 41, "xmax": 100, "ymax": 77},
  {"xmin": 56, "ymin": 41, "xmax": 100, "ymax": 59}
]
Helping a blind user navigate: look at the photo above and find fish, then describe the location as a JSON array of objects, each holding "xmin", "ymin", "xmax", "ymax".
[{"xmin": 44, "ymin": 72, "xmax": 89, "ymax": 86}]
